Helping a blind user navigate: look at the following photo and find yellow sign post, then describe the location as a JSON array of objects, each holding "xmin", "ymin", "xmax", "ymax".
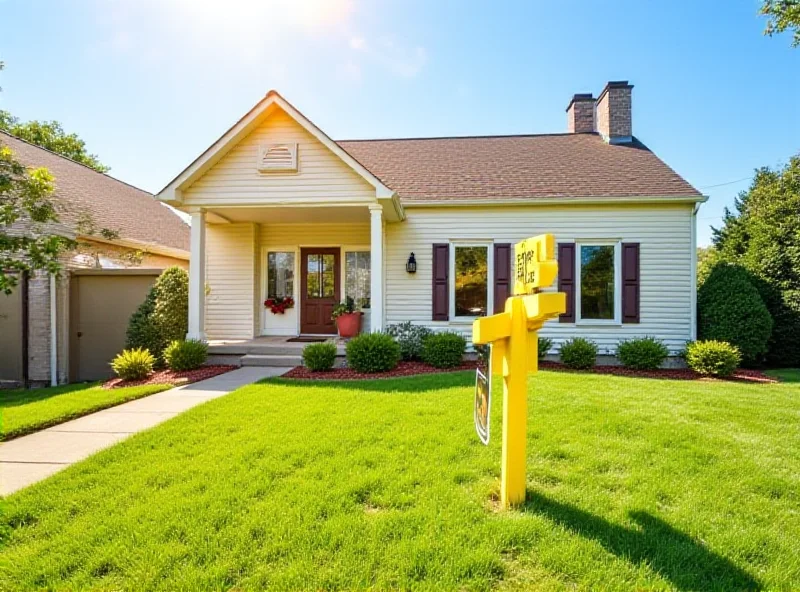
[{"xmin": 472, "ymin": 234, "xmax": 565, "ymax": 509}]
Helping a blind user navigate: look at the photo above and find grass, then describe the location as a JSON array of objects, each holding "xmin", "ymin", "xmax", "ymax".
[
  {"xmin": 1, "ymin": 371, "xmax": 799, "ymax": 590},
  {"xmin": 0, "ymin": 382, "xmax": 172, "ymax": 441}
]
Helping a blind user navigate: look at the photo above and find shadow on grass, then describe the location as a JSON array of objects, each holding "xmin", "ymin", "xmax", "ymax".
[
  {"xmin": 765, "ymin": 368, "xmax": 800, "ymax": 383},
  {"xmin": 524, "ymin": 491, "xmax": 760, "ymax": 591},
  {"xmin": 263, "ymin": 371, "xmax": 476, "ymax": 393},
  {"xmin": 0, "ymin": 383, "xmax": 96, "ymax": 410}
]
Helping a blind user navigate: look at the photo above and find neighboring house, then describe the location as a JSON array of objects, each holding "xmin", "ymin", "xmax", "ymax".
[
  {"xmin": 0, "ymin": 132, "xmax": 190, "ymax": 386},
  {"xmin": 156, "ymin": 81, "xmax": 706, "ymax": 357}
]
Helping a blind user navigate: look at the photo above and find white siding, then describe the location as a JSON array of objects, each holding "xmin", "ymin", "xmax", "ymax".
[
  {"xmin": 205, "ymin": 223, "xmax": 258, "ymax": 339},
  {"xmin": 384, "ymin": 204, "xmax": 694, "ymax": 354},
  {"xmin": 183, "ymin": 109, "xmax": 376, "ymax": 206}
]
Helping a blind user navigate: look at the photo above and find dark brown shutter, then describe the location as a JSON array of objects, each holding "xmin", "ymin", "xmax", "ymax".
[
  {"xmin": 493, "ymin": 243, "xmax": 511, "ymax": 313},
  {"xmin": 621, "ymin": 242, "xmax": 640, "ymax": 323},
  {"xmin": 432, "ymin": 244, "xmax": 449, "ymax": 321},
  {"xmin": 557, "ymin": 243, "xmax": 575, "ymax": 323}
]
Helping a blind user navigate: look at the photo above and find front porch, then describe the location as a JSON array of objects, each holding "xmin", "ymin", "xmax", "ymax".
[{"xmin": 186, "ymin": 204, "xmax": 390, "ymax": 343}]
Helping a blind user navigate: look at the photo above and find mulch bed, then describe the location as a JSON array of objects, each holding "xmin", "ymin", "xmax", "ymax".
[
  {"xmin": 283, "ymin": 360, "xmax": 777, "ymax": 383},
  {"xmin": 538, "ymin": 361, "xmax": 778, "ymax": 383},
  {"xmin": 103, "ymin": 365, "xmax": 237, "ymax": 389},
  {"xmin": 282, "ymin": 360, "xmax": 479, "ymax": 380}
]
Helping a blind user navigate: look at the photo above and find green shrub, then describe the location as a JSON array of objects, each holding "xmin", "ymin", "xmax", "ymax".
[
  {"xmin": 617, "ymin": 336, "xmax": 669, "ymax": 370},
  {"xmin": 685, "ymin": 340, "xmax": 741, "ymax": 377},
  {"xmin": 385, "ymin": 321, "xmax": 433, "ymax": 361},
  {"xmin": 303, "ymin": 342, "xmax": 337, "ymax": 372},
  {"xmin": 560, "ymin": 338, "xmax": 598, "ymax": 370},
  {"xmin": 125, "ymin": 290, "xmax": 164, "ymax": 362},
  {"xmin": 111, "ymin": 348, "xmax": 155, "ymax": 381},
  {"xmin": 346, "ymin": 333, "xmax": 401, "ymax": 373},
  {"xmin": 538, "ymin": 336, "xmax": 553, "ymax": 361},
  {"xmin": 152, "ymin": 267, "xmax": 189, "ymax": 345},
  {"xmin": 698, "ymin": 263, "xmax": 773, "ymax": 366},
  {"xmin": 163, "ymin": 339, "xmax": 208, "ymax": 371},
  {"xmin": 126, "ymin": 267, "xmax": 189, "ymax": 362},
  {"xmin": 422, "ymin": 332, "xmax": 466, "ymax": 369}
]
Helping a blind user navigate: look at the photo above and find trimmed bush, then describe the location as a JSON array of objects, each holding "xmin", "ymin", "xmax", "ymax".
[
  {"xmin": 303, "ymin": 342, "xmax": 337, "ymax": 372},
  {"xmin": 111, "ymin": 348, "xmax": 155, "ymax": 381},
  {"xmin": 422, "ymin": 332, "xmax": 466, "ymax": 369},
  {"xmin": 163, "ymin": 339, "xmax": 208, "ymax": 371},
  {"xmin": 125, "ymin": 290, "xmax": 164, "ymax": 362},
  {"xmin": 152, "ymin": 267, "xmax": 189, "ymax": 345},
  {"xmin": 617, "ymin": 336, "xmax": 669, "ymax": 370},
  {"xmin": 560, "ymin": 338, "xmax": 598, "ymax": 370},
  {"xmin": 126, "ymin": 266, "xmax": 189, "ymax": 362},
  {"xmin": 685, "ymin": 340, "xmax": 741, "ymax": 377},
  {"xmin": 346, "ymin": 333, "xmax": 401, "ymax": 373},
  {"xmin": 538, "ymin": 336, "xmax": 553, "ymax": 361},
  {"xmin": 698, "ymin": 263, "xmax": 773, "ymax": 366},
  {"xmin": 385, "ymin": 321, "xmax": 433, "ymax": 361}
]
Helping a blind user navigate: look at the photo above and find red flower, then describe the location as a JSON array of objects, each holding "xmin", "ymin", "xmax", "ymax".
[{"xmin": 265, "ymin": 296, "xmax": 294, "ymax": 314}]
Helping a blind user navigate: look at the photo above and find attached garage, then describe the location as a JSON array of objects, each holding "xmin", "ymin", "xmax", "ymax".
[
  {"xmin": 0, "ymin": 274, "xmax": 26, "ymax": 386},
  {"xmin": 69, "ymin": 270, "xmax": 160, "ymax": 382}
]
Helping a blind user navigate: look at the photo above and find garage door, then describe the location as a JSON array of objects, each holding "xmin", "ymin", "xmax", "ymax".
[
  {"xmin": 0, "ymin": 277, "xmax": 24, "ymax": 384},
  {"xmin": 70, "ymin": 272, "xmax": 159, "ymax": 382}
]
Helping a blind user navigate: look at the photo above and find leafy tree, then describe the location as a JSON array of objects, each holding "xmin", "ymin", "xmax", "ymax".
[
  {"xmin": 0, "ymin": 112, "xmax": 110, "ymax": 173},
  {"xmin": 127, "ymin": 267, "xmax": 189, "ymax": 362},
  {"xmin": 0, "ymin": 144, "xmax": 73, "ymax": 293},
  {"xmin": 761, "ymin": 0, "xmax": 800, "ymax": 46},
  {"xmin": 712, "ymin": 155, "xmax": 800, "ymax": 365}
]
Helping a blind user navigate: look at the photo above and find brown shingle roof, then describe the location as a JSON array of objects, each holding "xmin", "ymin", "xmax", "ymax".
[
  {"xmin": 1, "ymin": 131, "xmax": 189, "ymax": 252},
  {"xmin": 338, "ymin": 133, "xmax": 701, "ymax": 202}
]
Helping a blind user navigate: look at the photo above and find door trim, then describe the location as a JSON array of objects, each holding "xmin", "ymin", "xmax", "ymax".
[{"xmin": 300, "ymin": 247, "xmax": 340, "ymax": 335}]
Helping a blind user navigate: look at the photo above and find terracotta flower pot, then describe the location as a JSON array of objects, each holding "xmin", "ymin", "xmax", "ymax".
[{"xmin": 336, "ymin": 312, "xmax": 362, "ymax": 338}]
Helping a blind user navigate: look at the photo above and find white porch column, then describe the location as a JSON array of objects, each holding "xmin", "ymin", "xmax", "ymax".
[
  {"xmin": 187, "ymin": 209, "xmax": 207, "ymax": 340},
  {"xmin": 369, "ymin": 205, "xmax": 384, "ymax": 332}
]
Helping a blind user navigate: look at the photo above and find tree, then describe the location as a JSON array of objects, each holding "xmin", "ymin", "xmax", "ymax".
[
  {"xmin": 0, "ymin": 112, "xmax": 110, "ymax": 173},
  {"xmin": 761, "ymin": 0, "xmax": 800, "ymax": 46},
  {"xmin": 0, "ymin": 144, "xmax": 73, "ymax": 293},
  {"xmin": 712, "ymin": 155, "xmax": 800, "ymax": 365}
]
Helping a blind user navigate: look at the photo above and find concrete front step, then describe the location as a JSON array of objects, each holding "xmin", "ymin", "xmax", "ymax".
[{"xmin": 240, "ymin": 354, "xmax": 303, "ymax": 367}]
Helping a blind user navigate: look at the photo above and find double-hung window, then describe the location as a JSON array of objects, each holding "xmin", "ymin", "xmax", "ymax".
[
  {"xmin": 576, "ymin": 242, "xmax": 620, "ymax": 323},
  {"xmin": 451, "ymin": 243, "xmax": 493, "ymax": 319},
  {"xmin": 345, "ymin": 251, "xmax": 371, "ymax": 308},
  {"xmin": 267, "ymin": 251, "xmax": 295, "ymax": 299}
]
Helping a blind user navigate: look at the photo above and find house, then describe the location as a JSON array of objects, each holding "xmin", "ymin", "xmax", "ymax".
[
  {"xmin": 0, "ymin": 132, "xmax": 190, "ymax": 386},
  {"xmin": 156, "ymin": 81, "xmax": 706, "ymax": 357}
]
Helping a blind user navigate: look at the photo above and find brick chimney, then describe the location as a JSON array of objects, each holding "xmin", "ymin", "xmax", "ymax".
[
  {"xmin": 596, "ymin": 81, "xmax": 633, "ymax": 144},
  {"xmin": 566, "ymin": 93, "xmax": 595, "ymax": 133}
]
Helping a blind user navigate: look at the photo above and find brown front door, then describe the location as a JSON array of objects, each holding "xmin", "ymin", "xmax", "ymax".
[{"xmin": 300, "ymin": 248, "xmax": 340, "ymax": 334}]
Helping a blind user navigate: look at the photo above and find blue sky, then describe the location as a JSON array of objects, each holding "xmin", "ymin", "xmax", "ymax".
[{"xmin": 1, "ymin": 0, "xmax": 798, "ymax": 245}]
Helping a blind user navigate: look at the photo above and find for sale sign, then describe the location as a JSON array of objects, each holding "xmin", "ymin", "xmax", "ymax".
[{"xmin": 514, "ymin": 234, "xmax": 559, "ymax": 295}]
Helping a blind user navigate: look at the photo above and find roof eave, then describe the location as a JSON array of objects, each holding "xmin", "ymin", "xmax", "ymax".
[{"xmin": 401, "ymin": 194, "xmax": 708, "ymax": 207}]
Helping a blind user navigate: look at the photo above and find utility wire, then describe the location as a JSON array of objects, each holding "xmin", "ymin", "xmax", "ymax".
[{"xmin": 698, "ymin": 176, "xmax": 753, "ymax": 190}]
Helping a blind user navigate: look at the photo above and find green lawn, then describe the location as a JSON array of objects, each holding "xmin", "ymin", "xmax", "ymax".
[
  {"xmin": 1, "ymin": 371, "xmax": 799, "ymax": 590},
  {"xmin": 0, "ymin": 382, "xmax": 172, "ymax": 441}
]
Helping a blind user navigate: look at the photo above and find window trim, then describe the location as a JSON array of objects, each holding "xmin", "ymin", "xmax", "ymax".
[
  {"xmin": 265, "ymin": 250, "xmax": 297, "ymax": 300},
  {"xmin": 575, "ymin": 240, "xmax": 621, "ymax": 326},
  {"xmin": 448, "ymin": 241, "xmax": 494, "ymax": 323}
]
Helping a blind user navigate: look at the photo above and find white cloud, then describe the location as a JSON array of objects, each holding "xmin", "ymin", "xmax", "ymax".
[{"xmin": 347, "ymin": 34, "xmax": 428, "ymax": 78}]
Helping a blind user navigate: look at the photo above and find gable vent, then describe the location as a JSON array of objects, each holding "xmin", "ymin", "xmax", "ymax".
[{"xmin": 257, "ymin": 143, "xmax": 298, "ymax": 172}]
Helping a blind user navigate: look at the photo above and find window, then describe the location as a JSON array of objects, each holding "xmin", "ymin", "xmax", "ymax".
[
  {"xmin": 578, "ymin": 244, "xmax": 616, "ymax": 321},
  {"xmin": 454, "ymin": 245, "xmax": 489, "ymax": 317},
  {"xmin": 267, "ymin": 252, "xmax": 294, "ymax": 299},
  {"xmin": 306, "ymin": 253, "xmax": 335, "ymax": 298},
  {"xmin": 345, "ymin": 251, "xmax": 371, "ymax": 308}
]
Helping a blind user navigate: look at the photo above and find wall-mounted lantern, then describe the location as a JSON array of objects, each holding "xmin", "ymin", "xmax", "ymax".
[{"xmin": 406, "ymin": 252, "xmax": 417, "ymax": 274}]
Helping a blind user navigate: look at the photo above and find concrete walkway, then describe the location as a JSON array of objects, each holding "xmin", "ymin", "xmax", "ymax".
[{"xmin": 0, "ymin": 366, "xmax": 290, "ymax": 496}]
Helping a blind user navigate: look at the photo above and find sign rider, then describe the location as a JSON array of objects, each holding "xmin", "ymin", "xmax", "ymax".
[{"xmin": 472, "ymin": 234, "xmax": 566, "ymax": 509}]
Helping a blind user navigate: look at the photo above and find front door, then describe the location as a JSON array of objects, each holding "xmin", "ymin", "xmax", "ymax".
[{"xmin": 300, "ymin": 248, "xmax": 340, "ymax": 334}]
